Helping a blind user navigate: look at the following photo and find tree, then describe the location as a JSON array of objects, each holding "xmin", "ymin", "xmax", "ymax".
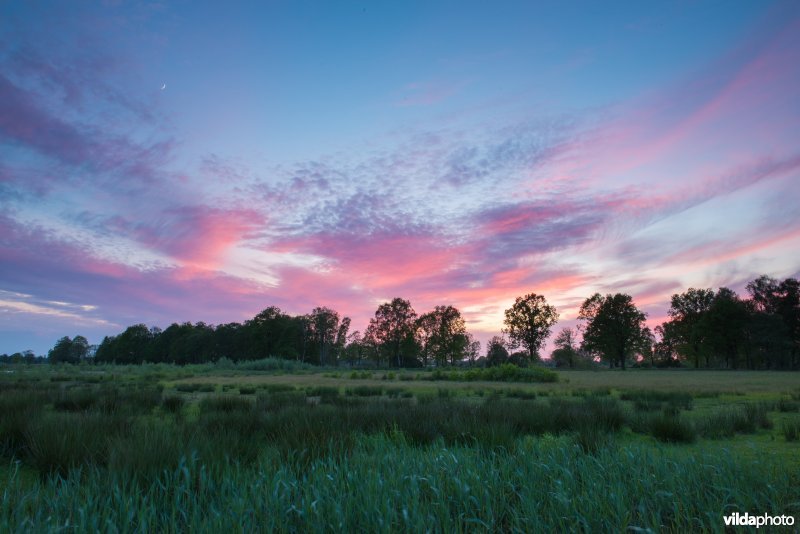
[
  {"xmin": 579, "ymin": 293, "xmax": 648, "ymax": 370},
  {"xmin": 551, "ymin": 327, "xmax": 580, "ymax": 368},
  {"xmin": 653, "ymin": 323, "xmax": 681, "ymax": 367},
  {"xmin": 485, "ymin": 336, "xmax": 509, "ymax": 367},
  {"xmin": 69, "ymin": 335, "xmax": 89, "ymax": 362},
  {"xmin": 334, "ymin": 317, "xmax": 351, "ymax": 364},
  {"xmin": 246, "ymin": 306, "xmax": 297, "ymax": 360},
  {"xmin": 308, "ymin": 307, "xmax": 341, "ymax": 366},
  {"xmin": 48, "ymin": 335, "xmax": 89, "ymax": 364},
  {"xmin": 368, "ymin": 298, "xmax": 418, "ymax": 367},
  {"xmin": 416, "ymin": 311, "xmax": 438, "ymax": 367},
  {"xmin": 416, "ymin": 305, "xmax": 468, "ymax": 366},
  {"xmin": 342, "ymin": 330, "xmax": 365, "ymax": 365},
  {"xmin": 48, "ymin": 336, "xmax": 75, "ymax": 364},
  {"xmin": 464, "ymin": 333, "xmax": 481, "ymax": 367},
  {"xmin": 667, "ymin": 288, "xmax": 715, "ymax": 368},
  {"xmin": 746, "ymin": 275, "xmax": 799, "ymax": 369},
  {"xmin": 502, "ymin": 293, "xmax": 558, "ymax": 362},
  {"xmin": 704, "ymin": 287, "xmax": 750, "ymax": 369}
]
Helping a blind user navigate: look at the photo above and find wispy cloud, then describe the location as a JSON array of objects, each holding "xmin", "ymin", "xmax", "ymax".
[{"xmin": 1, "ymin": 5, "xmax": 798, "ymax": 353}]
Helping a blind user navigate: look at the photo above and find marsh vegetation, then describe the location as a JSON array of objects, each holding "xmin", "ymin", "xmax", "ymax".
[{"xmin": 1, "ymin": 362, "xmax": 798, "ymax": 531}]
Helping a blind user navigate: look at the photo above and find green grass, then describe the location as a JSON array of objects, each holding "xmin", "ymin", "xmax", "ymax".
[
  {"xmin": 1, "ymin": 435, "xmax": 797, "ymax": 532},
  {"xmin": 1, "ymin": 364, "xmax": 798, "ymax": 531}
]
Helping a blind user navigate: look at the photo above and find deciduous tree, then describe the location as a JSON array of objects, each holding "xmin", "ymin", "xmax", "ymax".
[
  {"xmin": 579, "ymin": 293, "xmax": 648, "ymax": 370},
  {"xmin": 503, "ymin": 293, "xmax": 558, "ymax": 362}
]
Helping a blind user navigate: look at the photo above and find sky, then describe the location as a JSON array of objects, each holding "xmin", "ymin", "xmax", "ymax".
[{"xmin": 1, "ymin": 1, "xmax": 799, "ymax": 356}]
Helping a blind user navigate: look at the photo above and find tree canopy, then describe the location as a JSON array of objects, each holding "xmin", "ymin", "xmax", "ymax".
[
  {"xmin": 579, "ymin": 293, "xmax": 648, "ymax": 370},
  {"xmin": 45, "ymin": 274, "xmax": 800, "ymax": 370},
  {"xmin": 502, "ymin": 293, "xmax": 558, "ymax": 362}
]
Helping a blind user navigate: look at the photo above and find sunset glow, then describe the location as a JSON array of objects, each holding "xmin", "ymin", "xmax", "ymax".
[{"xmin": 1, "ymin": 1, "xmax": 798, "ymax": 354}]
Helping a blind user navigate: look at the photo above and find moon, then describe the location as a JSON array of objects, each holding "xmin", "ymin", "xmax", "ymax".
[{"xmin": 161, "ymin": 83, "xmax": 166, "ymax": 91}]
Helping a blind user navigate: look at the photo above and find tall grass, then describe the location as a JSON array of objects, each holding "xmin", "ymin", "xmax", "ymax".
[
  {"xmin": 2, "ymin": 369, "xmax": 798, "ymax": 531},
  {"xmin": 698, "ymin": 403, "xmax": 772, "ymax": 438},
  {"xmin": 1, "ymin": 436, "xmax": 795, "ymax": 532}
]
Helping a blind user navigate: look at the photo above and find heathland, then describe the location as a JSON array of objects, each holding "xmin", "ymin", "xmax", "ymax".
[{"xmin": 1, "ymin": 361, "xmax": 798, "ymax": 532}]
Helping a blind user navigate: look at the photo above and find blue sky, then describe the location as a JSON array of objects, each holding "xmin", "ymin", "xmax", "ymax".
[{"xmin": 1, "ymin": 1, "xmax": 798, "ymax": 355}]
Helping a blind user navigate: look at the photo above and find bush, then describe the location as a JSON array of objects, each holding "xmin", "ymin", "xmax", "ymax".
[{"xmin": 239, "ymin": 387, "xmax": 257, "ymax": 395}]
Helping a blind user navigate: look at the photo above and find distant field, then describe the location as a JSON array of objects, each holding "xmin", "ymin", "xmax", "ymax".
[
  {"xmin": 1, "ymin": 361, "xmax": 798, "ymax": 531},
  {"xmin": 172, "ymin": 368, "xmax": 800, "ymax": 395}
]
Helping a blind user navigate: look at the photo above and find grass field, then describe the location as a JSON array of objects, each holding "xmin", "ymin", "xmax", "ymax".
[{"xmin": 1, "ymin": 361, "xmax": 798, "ymax": 532}]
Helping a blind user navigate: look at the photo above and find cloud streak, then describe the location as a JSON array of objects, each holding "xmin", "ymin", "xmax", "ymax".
[{"xmin": 1, "ymin": 4, "xmax": 799, "ymax": 354}]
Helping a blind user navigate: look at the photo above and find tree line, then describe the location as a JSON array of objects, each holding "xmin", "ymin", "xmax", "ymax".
[{"xmin": 41, "ymin": 274, "xmax": 799, "ymax": 370}]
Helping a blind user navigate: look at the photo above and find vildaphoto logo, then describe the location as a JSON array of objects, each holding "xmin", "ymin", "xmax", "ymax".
[{"xmin": 723, "ymin": 512, "xmax": 795, "ymax": 528}]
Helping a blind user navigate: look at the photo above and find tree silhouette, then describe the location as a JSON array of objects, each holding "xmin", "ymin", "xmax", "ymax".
[
  {"xmin": 579, "ymin": 293, "xmax": 647, "ymax": 370},
  {"xmin": 503, "ymin": 293, "xmax": 558, "ymax": 362}
]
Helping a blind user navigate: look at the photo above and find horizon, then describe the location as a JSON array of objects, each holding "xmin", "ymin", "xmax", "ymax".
[{"xmin": 2, "ymin": 1, "xmax": 799, "ymax": 355}]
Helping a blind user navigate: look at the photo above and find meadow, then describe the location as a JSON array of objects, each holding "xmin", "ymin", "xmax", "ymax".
[{"xmin": 1, "ymin": 361, "xmax": 798, "ymax": 532}]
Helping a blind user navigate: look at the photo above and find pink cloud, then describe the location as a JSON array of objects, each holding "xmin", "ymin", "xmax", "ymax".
[{"xmin": 128, "ymin": 206, "xmax": 265, "ymax": 270}]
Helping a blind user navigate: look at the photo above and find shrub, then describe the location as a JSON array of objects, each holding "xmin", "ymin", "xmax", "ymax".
[{"xmin": 239, "ymin": 387, "xmax": 257, "ymax": 395}]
